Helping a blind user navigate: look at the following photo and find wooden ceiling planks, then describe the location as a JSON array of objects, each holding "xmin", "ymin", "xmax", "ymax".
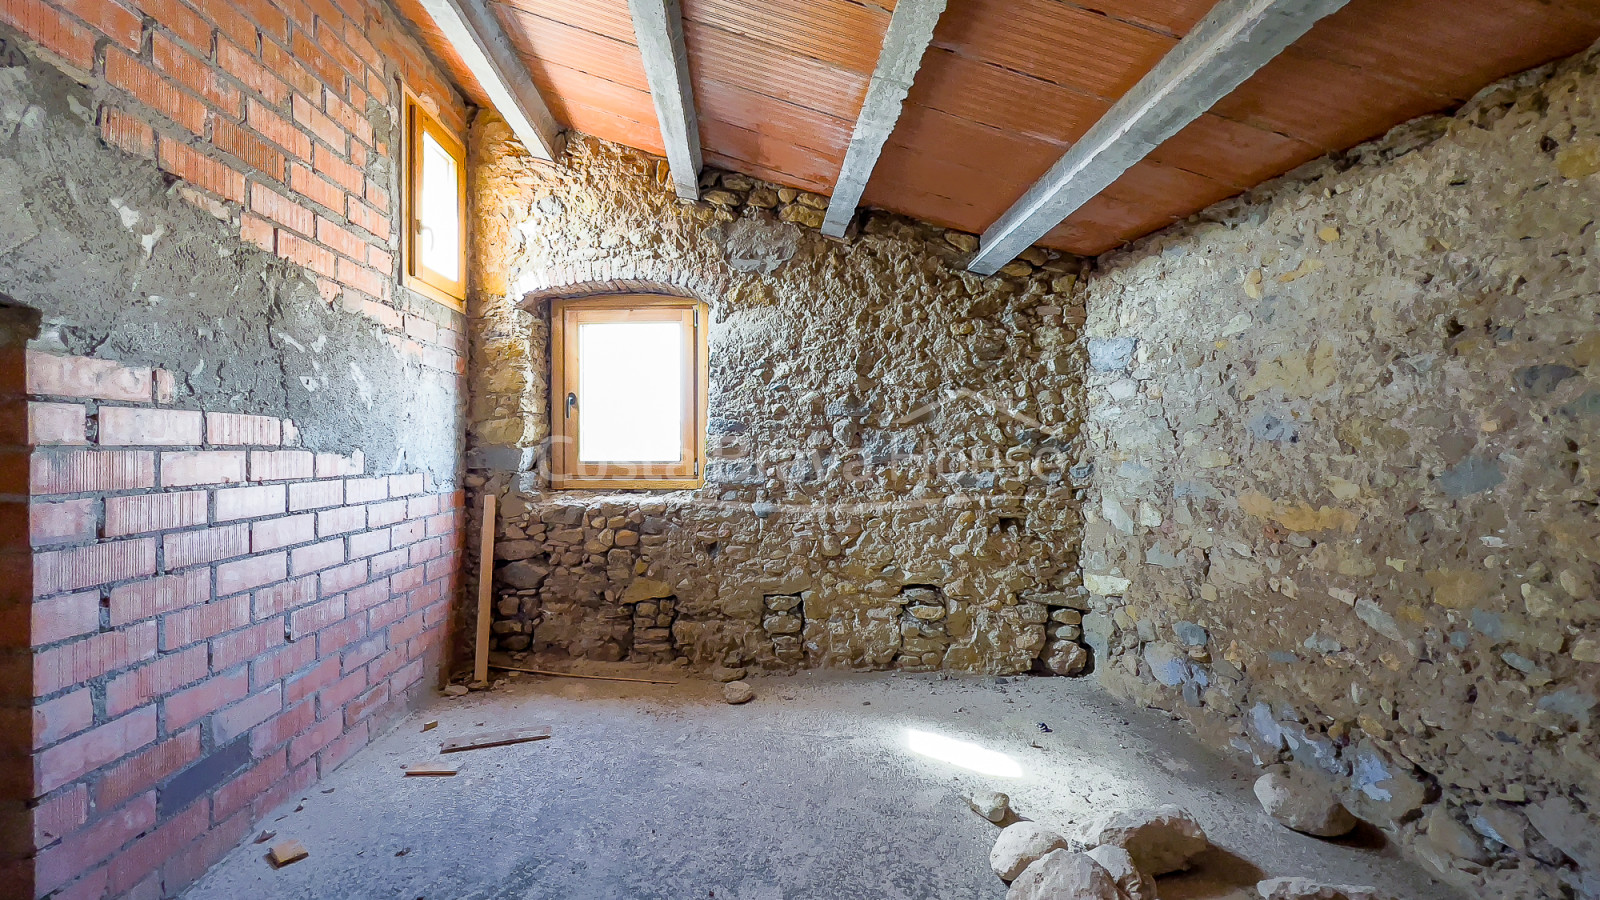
[
  {"xmin": 680, "ymin": 0, "xmax": 889, "ymax": 188},
  {"xmin": 392, "ymin": 0, "xmax": 1600, "ymax": 258},
  {"xmin": 1046, "ymin": 0, "xmax": 1600, "ymax": 254}
]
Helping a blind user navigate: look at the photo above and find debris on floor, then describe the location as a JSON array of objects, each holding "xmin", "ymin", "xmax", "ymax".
[
  {"xmin": 422, "ymin": 720, "xmax": 439, "ymax": 732},
  {"xmin": 253, "ymin": 831, "xmax": 275, "ymax": 845},
  {"xmin": 1254, "ymin": 768, "xmax": 1358, "ymax": 838},
  {"xmin": 966, "ymin": 790, "xmax": 1011, "ymax": 824},
  {"xmin": 1257, "ymin": 877, "xmax": 1394, "ymax": 900},
  {"xmin": 404, "ymin": 763, "xmax": 460, "ymax": 776},
  {"xmin": 267, "ymin": 840, "xmax": 309, "ymax": 868},
  {"xmin": 443, "ymin": 685, "xmax": 469, "ymax": 697},
  {"xmin": 440, "ymin": 726, "xmax": 552, "ymax": 753},
  {"xmin": 991, "ymin": 821, "xmax": 1071, "ymax": 881},
  {"xmin": 989, "ymin": 805, "xmax": 1215, "ymax": 899},
  {"xmin": 722, "ymin": 681, "xmax": 754, "ymax": 704}
]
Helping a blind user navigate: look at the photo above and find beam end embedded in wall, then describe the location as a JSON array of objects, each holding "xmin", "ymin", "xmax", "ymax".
[
  {"xmin": 820, "ymin": 0, "xmax": 949, "ymax": 238},
  {"xmin": 415, "ymin": 0, "xmax": 565, "ymax": 162},
  {"xmin": 966, "ymin": 0, "xmax": 1351, "ymax": 274},
  {"xmin": 628, "ymin": 0, "xmax": 703, "ymax": 201}
]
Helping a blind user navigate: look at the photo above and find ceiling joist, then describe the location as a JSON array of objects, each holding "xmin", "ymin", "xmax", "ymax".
[
  {"xmin": 820, "ymin": 0, "xmax": 948, "ymax": 238},
  {"xmin": 966, "ymin": 0, "xmax": 1351, "ymax": 274},
  {"xmin": 414, "ymin": 0, "xmax": 564, "ymax": 161},
  {"xmin": 629, "ymin": 0, "xmax": 703, "ymax": 201}
]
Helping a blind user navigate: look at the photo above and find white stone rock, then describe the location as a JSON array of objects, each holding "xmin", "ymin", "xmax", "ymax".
[
  {"xmin": 1006, "ymin": 850, "xmax": 1122, "ymax": 900},
  {"xmin": 990, "ymin": 821, "xmax": 1070, "ymax": 882},
  {"xmin": 1084, "ymin": 573, "xmax": 1131, "ymax": 596},
  {"xmin": 1086, "ymin": 844, "xmax": 1153, "ymax": 900},
  {"xmin": 1256, "ymin": 877, "xmax": 1395, "ymax": 900},
  {"xmin": 967, "ymin": 790, "xmax": 1011, "ymax": 824},
  {"xmin": 1078, "ymin": 805, "xmax": 1207, "ymax": 875},
  {"xmin": 1254, "ymin": 769, "xmax": 1358, "ymax": 837},
  {"xmin": 722, "ymin": 681, "xmax": 754, "ymax": 704}
]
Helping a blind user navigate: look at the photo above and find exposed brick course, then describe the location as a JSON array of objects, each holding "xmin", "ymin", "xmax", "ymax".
[{"xmin": 16, "ymin": 353, "xmax": 459, "ymax": 900}]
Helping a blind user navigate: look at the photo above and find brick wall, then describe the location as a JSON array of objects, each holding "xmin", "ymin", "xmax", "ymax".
[
  {"xmin": 0, "ymin": 0, "xmax": 471, "ymax": 338},
  {"xmin": 18, "ymin": 350, "xmax": 463, "ymax": 899}
]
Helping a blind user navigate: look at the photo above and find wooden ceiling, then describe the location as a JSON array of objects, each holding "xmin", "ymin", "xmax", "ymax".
[{"xmin": 394, "ymin": 0, "xmax": 1600, "ymax": 257}]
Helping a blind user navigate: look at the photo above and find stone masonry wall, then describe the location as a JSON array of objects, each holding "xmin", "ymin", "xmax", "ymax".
[
  {"xmin": 1080, "ymin": 47, "xmax": 1600, "ymax": 899},
  {"xmin": 467, "ymin": 124, "xmax": 1091, "ymax": 678}
]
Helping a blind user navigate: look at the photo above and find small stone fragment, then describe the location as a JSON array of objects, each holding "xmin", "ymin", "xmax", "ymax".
[
  {"xmin": 1256, "ymin": 877, "xmax": 1395, "ymax": 900},
  {"xmin": 966, "ymin": 790, "xmax": 1011, "ymax": 824},
  {"xmin": 1006, "ymin": 850, "xmax": 1122, "ymax": 900},
  {"xmin": 722, "ymin": 681, "xmax": 754, "ymax": 704},
  {"xmin": 1254, "ymin": 769, "xmax": 1358, "ymax": 837},
  {"xmin": 1043, "ymin": 640, "xmax": 1088, "ymax": 676},
  {"xmin": 991, "ymin": 821, "xmax": 1069, "ymax": 881},
  {"xmin": 443, "ymin": 684, "xmax": 469, "ymax": 697},
  {"xmin": 1078, "ymin": 805, "xmax": 1207, "ymax": 875},
  {"xmin": 710, "ymin": 665, "xmax": 747, "ymax": 683},
  {"xmin": 1086, "ymin": 844, "xmax": 1154, "ymax": 900}
]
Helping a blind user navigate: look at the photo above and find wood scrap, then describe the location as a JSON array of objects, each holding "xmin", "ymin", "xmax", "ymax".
[
  {"xmin": 403, "ymin": 763, "xmax": 459, "ymax": 776},
  {"xmin": 474, "ymin": 493, "xmax": 497, "ymax": 684},
  {"xmin": 489, "ymin": 664, "xmax": 679, "ymax": 685},
  {"xmin": 440, "ymin": 726, "xmax": 552, "ymax": 753},
  {"xmin": 421, "ymin": 719, "xmax": 439, "ymax": 732},
  {"xmin": 267, "ymin": 839, "xmax": 308, "ymax": 867}
]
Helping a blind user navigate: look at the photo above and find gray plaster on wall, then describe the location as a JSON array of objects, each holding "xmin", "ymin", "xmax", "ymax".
[{"xmin": 0, "ymin": 38, "xmax": 463, "ymax": 485}]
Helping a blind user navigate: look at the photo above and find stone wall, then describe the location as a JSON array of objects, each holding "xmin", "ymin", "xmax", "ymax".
[
  {"xmin": 1079, "ymin": 47, "xmax": 1600, "ymax": 899},
  {"xmin": 468, "ymin": 124, "xmax": 1091, "ymax": 677}
]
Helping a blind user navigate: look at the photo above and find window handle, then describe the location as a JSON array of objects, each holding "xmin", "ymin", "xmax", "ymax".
[{"xmin": 566, "ymin": 392, "xmax": 577, "ymax": 418}]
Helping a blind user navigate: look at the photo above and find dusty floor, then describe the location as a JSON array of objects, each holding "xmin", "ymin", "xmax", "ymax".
[{"xmin": 181, "ymin": 668, "xmax": 1461, "ymax": 900}]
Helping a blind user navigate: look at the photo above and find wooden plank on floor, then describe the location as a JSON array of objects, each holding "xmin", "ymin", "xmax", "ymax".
[{"xmin": 440, "ymin": 726, "xmax": 553, "ymax": 754}]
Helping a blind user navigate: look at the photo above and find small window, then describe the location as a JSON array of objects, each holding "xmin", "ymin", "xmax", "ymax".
[
  {"xmin": 549, "ymin": 295, "xmax": 708, "ymax": 489},
  {"xmin": 402, "ymin": 94, "xmax": 466, "ymax": 308}
]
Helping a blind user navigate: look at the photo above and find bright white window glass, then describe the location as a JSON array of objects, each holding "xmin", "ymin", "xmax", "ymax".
[
  {"xmin": 418, "ymin": 131, "xmax": 460, "ymax": 281},
  {"xmin": 577, "ymin": 321, "xmax": 684, "ymax": 463}
]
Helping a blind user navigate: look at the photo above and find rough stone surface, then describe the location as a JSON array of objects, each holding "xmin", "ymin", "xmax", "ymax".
[
  {"xmin": 721, "ymin": 681, "xmax": 754, "ymax": 704},
  {"xmin": 1086, "ymin": 844, "xmax": 1154, "ymax": 900},
  {"xmin": 1254, "ymin": 769, "xmax": 1358, "ymax": 837},
  {"xmin": 1005, "ymin": 850, "xmax": 1121, "ymax": 900},
  {"xmin": 1079, "ymin": 45, "xmax": 1600, "ymax": 900},
  {"xmin": 1078, "ymin": 805, "xmax": 1207, "ymax": 875},
  {"xmin": 1256, "ymin": 878, "xmax": 1395, "ymax": 900},
  {"xmin": 967, "ymin": 790, "xmax": 1011, "ymax": 824},
  {"xmin": 991, "ymin": 821, "xmax": 1071, "ymax": 882},
  {"xmin": 467, "ymin": 126, "xmax": 1089, "ymax": 676}
]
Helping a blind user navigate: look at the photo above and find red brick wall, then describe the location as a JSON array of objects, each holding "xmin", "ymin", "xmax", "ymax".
[
  {"xmin": 19, "ymin": 351, "xmax": 463, "ymax": 899},
  {"xmin": 0, "ymin": 0, "xmax": 471, "ymax": 334}
]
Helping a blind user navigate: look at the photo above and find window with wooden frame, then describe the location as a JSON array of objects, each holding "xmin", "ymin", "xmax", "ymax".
[
  {"xmin": 401, "ymin": 92, "xmax": 466, "ymax": 309},
  {"xmin": 549, "ymin": 295, "xmax": 708, "ymax": 490}
]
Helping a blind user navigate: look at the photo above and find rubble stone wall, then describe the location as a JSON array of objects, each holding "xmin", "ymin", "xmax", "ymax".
[
  {"xmin": 468, "ymin": 125, "xmax": 1091, "ymax": 677},
  {"xmin": 1080, "ymin": 47, "xmax": 1600, "ymax": 899}
]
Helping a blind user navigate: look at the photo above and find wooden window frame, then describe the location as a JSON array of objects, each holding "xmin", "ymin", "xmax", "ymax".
[
  {"xmin": 401, "ymin": 91, "xmax": 467, "ymax": 311},
  {"xmin": 549, "ymin": 294, "xmax": 708, "ymax": 490}
]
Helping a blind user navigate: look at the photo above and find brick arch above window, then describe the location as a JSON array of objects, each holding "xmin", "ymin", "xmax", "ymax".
[{"xmin": 514, "ymin": 260, "xmax": 725, "ymax": 311}]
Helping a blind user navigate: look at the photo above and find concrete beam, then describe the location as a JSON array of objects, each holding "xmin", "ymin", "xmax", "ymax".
[
  {"xmin": 820, "ymin": 0, "xmax": 947, "ymax": 237},
  {"xmin": 414, "ymin": 0, "xmax": 564, "ymax": 161},
  {"xmin": 967, "ymin": 0, "xmax": 1349, "ymax": 274},
  {"xmin": 628, "ymin": 0, "xmax": 702, "ymax": 200}
]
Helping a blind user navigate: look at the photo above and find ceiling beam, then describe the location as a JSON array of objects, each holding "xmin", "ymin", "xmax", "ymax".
[
  {"xmin": 413, "ymin": 0, "xmax": 564, "ymax": 161},
  {"xmin": 628, "ymin": 0, "xmax": 702, "ymax": 201},
  {"xmin": 820, "ymin": 0, "xmax": 947, "ymax": 238},
  {"xmin": 967, "ymin": 0, "xmax": 1350, "ymax": 274}
]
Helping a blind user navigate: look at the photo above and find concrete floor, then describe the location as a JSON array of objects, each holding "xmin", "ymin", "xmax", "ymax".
[{"xmin": 181, "ymin": 667, "xmax": 1460, "ymax": 900}]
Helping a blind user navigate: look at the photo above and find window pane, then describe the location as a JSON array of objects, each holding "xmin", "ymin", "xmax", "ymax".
[
  {"xmin": 418, "ymin": 131, "xmax": 459, "ymax": 281},
  {"xmin": 577, "ymin": 321, "xmax": 684, "ymax": 463}
]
